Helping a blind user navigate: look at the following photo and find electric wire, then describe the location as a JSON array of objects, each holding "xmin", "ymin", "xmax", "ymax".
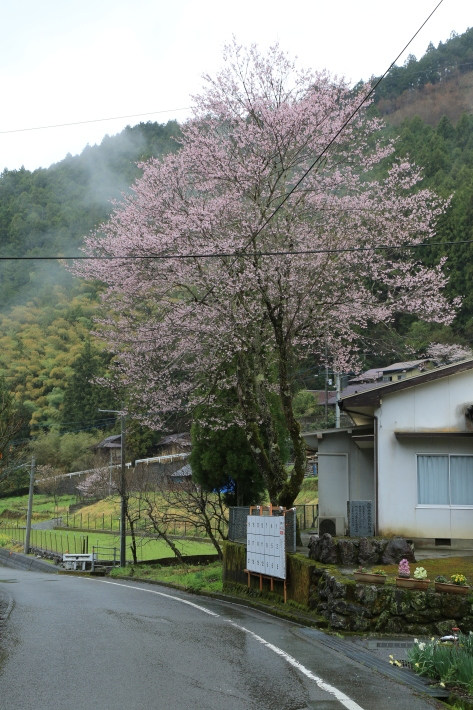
[
  {"xmin": 0, "ymin": 237, "xmax": 471, "ymax": 260},
  {"xmin": 248, "ymin": 0, "xmax": 445, "ymax": 242},
  {"xmin": 0, "ymin": 107, "xmax": 190, "ymax": 135},
  {"xmin": 0, "ymin": 1, "xmax": 449, "ymax": 267}
]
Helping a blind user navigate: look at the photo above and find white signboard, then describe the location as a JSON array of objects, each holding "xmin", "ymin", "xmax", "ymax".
[{"xmin": 246, "ymin": 515, "xmax": 286, "ymax": 580}]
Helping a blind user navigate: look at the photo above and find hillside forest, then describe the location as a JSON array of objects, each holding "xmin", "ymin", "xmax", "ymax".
[{"xmin": 1, "ymin": 29, "xmax": 473, "ymax": 493}]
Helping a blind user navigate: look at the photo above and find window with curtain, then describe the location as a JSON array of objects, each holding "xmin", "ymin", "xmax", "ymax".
[{"xmin": 417, "ymin": 455, "xmax": 473, "ymax": 506}]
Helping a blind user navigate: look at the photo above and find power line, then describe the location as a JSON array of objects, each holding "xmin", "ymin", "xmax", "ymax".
[
  {"xmin": 0, "ymin": 107, "xmax": 190, "ymax": 135},
  {"xmin": 249, "ymin": 0, "xmax": 445, "ymax": 242},
  {"xmin": 0, "ymin": 238, "xmax": 471, "ymax": 261},
  {"xmin": 0, "ymin": 6, "xmax": 444, "ymax": 140}
]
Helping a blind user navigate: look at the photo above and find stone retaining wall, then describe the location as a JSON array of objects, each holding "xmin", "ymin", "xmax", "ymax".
[
  {"xmin": 310, "ymin": 567, "xmax": 473, "ymax": 634},
  {"xmin": 309, "ymin": 533, "xmax": 416, "ymax": 566}
]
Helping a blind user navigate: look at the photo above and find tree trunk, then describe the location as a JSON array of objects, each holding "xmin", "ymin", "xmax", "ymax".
[{"xmin": 272, "ymin": 319, "xmax": 306, "ymax": 509}]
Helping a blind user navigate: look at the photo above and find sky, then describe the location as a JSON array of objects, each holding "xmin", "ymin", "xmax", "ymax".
[{"xmin": 0, "ymin": 0, "xmax": 471, "ymax": 173}]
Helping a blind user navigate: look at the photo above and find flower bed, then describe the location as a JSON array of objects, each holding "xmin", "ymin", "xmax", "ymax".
[{"xmin": 408, "ymin": 632, "xmax": 473, "ymax": 698}]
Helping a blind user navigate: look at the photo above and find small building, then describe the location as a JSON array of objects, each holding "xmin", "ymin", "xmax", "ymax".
[
  {"xmin": 155, "ymin": 432, "xmax": 192, "ymax": 457},
  {"xmin": 91, "ymin": 434, "xmax": 122, "ymax": 463},
  {"xmin": 348, "ymin": 358, "xmax": 435, "ymax": 384},
  {"xmin": 167, "ymin": 463, "xmax": 193, "ymax": 487},
  {"xmin": 303, "ymin": 358, "xmax": 473, "ymax": 547}
]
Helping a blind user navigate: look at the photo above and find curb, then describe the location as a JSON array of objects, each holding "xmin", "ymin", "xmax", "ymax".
[{"xmin": 0, "ymin": 548, "xmax": 58, "ymax": 574}]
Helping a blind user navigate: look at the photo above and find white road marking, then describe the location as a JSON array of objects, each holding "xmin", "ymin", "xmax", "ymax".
[{"xmin": 86, "ymin": 578, "xmax": 365, "ymax": 710}]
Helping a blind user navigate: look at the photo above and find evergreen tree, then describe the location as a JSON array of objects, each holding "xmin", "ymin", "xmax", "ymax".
[
  {"xmin": 61, "ymin": 340, "xmax": 116, "ymax": 429},
  {"xmin": 189, "ymin": 422, "xmax": 266, "ymax": 506}
]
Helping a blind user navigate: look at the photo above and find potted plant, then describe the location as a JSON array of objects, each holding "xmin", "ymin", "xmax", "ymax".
[
  {"xmin": 353, "ymin": 566, "xmax": 387, "ymax": 585},
  {"xmin": 396, "ymin": 560, "xmax": 430, "ymax": 589},
  {"xmin": 435, "ymin": 574, "xmax": 470, "ymax": 595}
]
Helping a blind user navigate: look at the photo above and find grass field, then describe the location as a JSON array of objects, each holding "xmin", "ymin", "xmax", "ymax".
[
  {"xmin": 0, "ymin": 526, "xmax": 216, "ymax": 563},
  {"xmin": 0, "ymin": 476, "xmax": 317, "ymax": 521},
  {"xmin": 0, "ymin": 494, "xmax": 76, "ymax": 521},
  {"xmin": 294, "ymin": 477, "xmax": 318, "ymax": 506},
  {"xmin": 110, "ymin": 561, "xmax": 224, "ymax": 593}
]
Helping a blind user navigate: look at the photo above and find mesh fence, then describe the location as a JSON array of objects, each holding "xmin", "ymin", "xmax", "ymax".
[{"xmin": 228, "ymin": 506, "xmax": 296, "ymax": 553}]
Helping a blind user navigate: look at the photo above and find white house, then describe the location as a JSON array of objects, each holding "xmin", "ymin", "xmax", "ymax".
[{"xmin": 303, "ymin": 358, "xmax": 473, "ymax": 547}]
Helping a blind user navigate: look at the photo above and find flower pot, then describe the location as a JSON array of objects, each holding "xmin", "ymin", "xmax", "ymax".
[
  {"xmin": 395, "ymin": 577, "xmax": 430, "ymax": 590},
  {"xmin": 434, "ymin": 582, "xmax": 470, "ymax": 595},
  {"xmin": 354, "ymin": 572, "xmax": 386, "ymax": 585}
]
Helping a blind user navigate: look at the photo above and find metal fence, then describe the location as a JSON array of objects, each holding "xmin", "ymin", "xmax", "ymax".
[
  {"xmin": 57, "ymin": 512, "xmax": 224, "ymax": 539},
  {"xmin": 228, "ymin": 504, "xmax": 318, "ymax": 550},
  {"xmin": 296, "ymin": 504, "xmax": 318, "ymax": 532}
]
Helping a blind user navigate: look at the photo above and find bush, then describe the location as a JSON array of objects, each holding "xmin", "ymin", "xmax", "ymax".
[{"xmin": 0, "ymin": 534, "xmax": 11, "ymax": 547}]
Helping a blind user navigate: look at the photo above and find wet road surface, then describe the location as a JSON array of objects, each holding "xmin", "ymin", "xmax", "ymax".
[{"xmin": 0, "ymin": 570, "xmax": 443, "ymax": 710}]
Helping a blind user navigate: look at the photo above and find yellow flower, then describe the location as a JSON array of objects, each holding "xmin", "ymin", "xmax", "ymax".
[
  {"xmin": 415, "ymin": 663, "xmax": 419, "ymax": 667},
  {"xmin": 440, "ymin": 682, "xmax": 445, "ymax": 688}
]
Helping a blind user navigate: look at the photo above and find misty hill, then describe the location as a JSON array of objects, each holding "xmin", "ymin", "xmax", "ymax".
[
  {"xmin": 2, "ymin": 28, "xmax": 473, "ymax": 439},
  {"xmin": 372, "ymin": 27, "xmax": 473, "ymax": 125},
  {"xmin": 0, "ymin": 120, "xmax": 180, "ymax": 309}
]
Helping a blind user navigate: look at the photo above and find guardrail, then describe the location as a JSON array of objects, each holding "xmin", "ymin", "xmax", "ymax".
[{"xmin": 35, "ymin": 452, "xmax": 191, "ymax": 482}]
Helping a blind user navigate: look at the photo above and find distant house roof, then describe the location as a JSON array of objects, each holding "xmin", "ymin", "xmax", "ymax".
[
  {"xmin": 157, "ymin": 432, "xmax": 192, "ymax": 448},
  {"xmin": 340, "ymin": 357, "xmax": 473, "ymax": 409},
  {"xmin": 327, "ymin": 382, "xmax": 378, "ymax": 405},
  {"xmin": 169, "ymin": 463, "xmax": 192, "ymax": 478},
  {"xmin": 349, "ymin": 359, "xmax": 433, "ymax": 384},
  {"xmin": 92, "ymin": 434, "xmax": 122, "ymax": 450}
]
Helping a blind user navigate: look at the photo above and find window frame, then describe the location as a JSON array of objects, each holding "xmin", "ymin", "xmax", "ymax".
[{"xmin": 416, "ymin": 453, "xmax": 473, "ymax": 509}]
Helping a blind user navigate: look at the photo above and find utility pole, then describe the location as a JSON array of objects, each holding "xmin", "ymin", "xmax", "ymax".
[
  {"xmin": 324, "ymin": 344, "xmax": 329, "ymax": 427},
  {"xmin": 24, "ymin": 456, "xmax": 35, "ymax": 554},
  {"xmin": 120, "ymin": 409, "xmax": 126, "ymax": 567},
  {"xmin": 99, "ymin": 407, "xmax": 127, "ymax": 566},
  {"xmin": 335, "ymin": 372, "xmax": 341, "ymax": 429}
]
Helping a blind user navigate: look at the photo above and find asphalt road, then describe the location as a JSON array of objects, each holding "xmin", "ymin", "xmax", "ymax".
[{"xmin": 0, "ymin": 569, "xmax": 443, "ymax": 710}]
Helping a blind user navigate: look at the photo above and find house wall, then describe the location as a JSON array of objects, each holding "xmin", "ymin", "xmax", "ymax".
[
  {"xmin": 318, "ymin": 432, "xmax": 375, "ymax": 528},
  {"xmin": 376, "ymin": 369, "xmax": 473, "ymax": 542}
]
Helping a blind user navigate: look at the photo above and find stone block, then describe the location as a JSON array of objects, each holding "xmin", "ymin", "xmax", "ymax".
[
  {"xmin": 330, "ymin": 612, "xmax": 349, "ymax": 629},
  {"xmin": 405, "ymin": 624, "xmax": 432, "ymax": 636},
  {"xmin": 435, "ymin": 619, "xmax": 458, "ymax": 636},
  {"xmin": 358, "ymin": 537, "xmax": 380, "ymax": 566},
  {"xmin": 381, "ymin": 537, "xmax": 416, "ymax": 564},
  {"xmin": 354, "ymin": 584, "xmax": 378, "ymax": 606},
  {"xmin": 337, "ymin": 539, "xmax": 358, "ymax": 565},
  {"xmin": 349, "ymin": 615, "xmax": 371, "ymax": 632},
  {"xmin": 308, "ymin": 533, "xmax": 338, "ymax": 564}
]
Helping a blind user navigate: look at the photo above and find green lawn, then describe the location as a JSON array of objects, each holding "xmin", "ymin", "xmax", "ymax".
[
  {"xmin": 0, "ymin": 493, "xmax": 76, "ymax": 521},
  {"xmin": 0, "ymin": 526, "xmax": 216, "ymax": 563}
]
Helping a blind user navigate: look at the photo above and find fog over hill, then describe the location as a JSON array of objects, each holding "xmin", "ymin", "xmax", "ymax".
[{"xmin": 1, "ymin": 28, "xmax": 473, "ymax": 453}]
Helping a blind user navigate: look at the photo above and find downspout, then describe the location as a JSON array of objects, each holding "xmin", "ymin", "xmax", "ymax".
[{"xmin": 374, "ymin": 414, "xmax": 379, "ymax": 536}]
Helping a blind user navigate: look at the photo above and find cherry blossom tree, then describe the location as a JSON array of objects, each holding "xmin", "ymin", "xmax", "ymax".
[
  {"xmin": 426, "ymin": 342, "xmax": 472, "ymax": 365},
  {"xmin": 75, "ymin": 42, "xmax": 458, "ymax": 507}
]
